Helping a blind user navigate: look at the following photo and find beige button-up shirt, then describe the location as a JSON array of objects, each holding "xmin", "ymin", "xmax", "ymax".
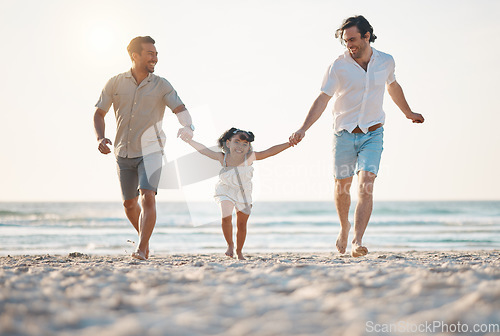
[{"xmin": 95, "ymin": 70, "xmax": 184, "ymax": 158}]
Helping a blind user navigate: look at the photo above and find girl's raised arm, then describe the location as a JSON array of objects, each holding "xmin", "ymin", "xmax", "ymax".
[
  {"xmin": 186, "ymin": 139, "xmax": 224, "ymax": 162},
  {"xmin": 254, "ymin": 142, "xmax": 291, "ymax": 160}
]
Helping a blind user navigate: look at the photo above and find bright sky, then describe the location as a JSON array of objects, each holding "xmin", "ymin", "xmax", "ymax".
[{"xmin": 1, "ymin": 0, "xmax": 499, "ymax": 202}]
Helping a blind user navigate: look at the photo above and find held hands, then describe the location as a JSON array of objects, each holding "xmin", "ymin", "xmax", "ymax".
[
  {"xmin": 177, "ymin": 126, "xmax": 193, "ymax": 143},
  {"xmin": 289, "ymin": 129, "xmax": 305, "ymax": 146},
  {"xmin": 407, "ymin": 112, "xmax": 425, "ymax": 123},
  {"xmin": 97, "ymin": 138, "xmax": 112, "ymax": 154}
]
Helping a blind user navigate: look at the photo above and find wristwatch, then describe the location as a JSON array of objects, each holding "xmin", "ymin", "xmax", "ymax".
[{"xmin": 188, "ymin": 124, "xmax": 195, "ymax": 131}]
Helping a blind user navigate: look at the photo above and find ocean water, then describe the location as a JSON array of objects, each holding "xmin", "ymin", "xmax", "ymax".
[{"xmin": 0, "ymin": 201, "xmax": 499, "ymax": 255}]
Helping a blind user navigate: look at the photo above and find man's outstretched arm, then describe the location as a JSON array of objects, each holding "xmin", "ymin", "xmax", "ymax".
[
  {"xmin": 173, "ymin": 105, "xmax": 194, "ymax": 141},
  {"xmin": 387, "ymin": 81, "xmax": 424, "ymax": 123},
  {"xmin": 289, "ymin": 92, "xmax": 332, "ymax": 145}
]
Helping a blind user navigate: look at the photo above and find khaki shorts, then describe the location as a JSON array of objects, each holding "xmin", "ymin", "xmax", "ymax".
[{"xmin": 116, "ymin": 152, "xmax": 162, "ymax": 200}]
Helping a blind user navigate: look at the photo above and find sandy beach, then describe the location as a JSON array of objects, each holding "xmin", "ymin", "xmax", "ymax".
[{"xmin": 1, "ymin": 251, "xmax": 499, "ymax": 336}]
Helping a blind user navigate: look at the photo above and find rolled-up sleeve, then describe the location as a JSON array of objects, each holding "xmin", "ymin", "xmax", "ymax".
[
  {"xmin": 321, "ymin": 64, "xmax": 339, "ymax": 97},
  {"xmin": 95, "ymin": 77, "xmax": 115, "ymax": 112},
  {"xmin": 386, "ymin": 56, "xmax": 396, "ymax": 85},
  {"xmin": 161, "ymin": 79, "xmax": 184, "ymax": 112}
]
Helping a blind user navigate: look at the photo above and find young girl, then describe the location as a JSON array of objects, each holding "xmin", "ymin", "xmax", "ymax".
[{"xmin": 183, "ymin": 127, "xmax": 292, "ymax": 260}]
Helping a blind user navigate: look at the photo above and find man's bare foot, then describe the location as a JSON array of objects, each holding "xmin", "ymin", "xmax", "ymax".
[
  {"xmin": 351, "ymin": 242, "xmax": 368, "ymax": 257},
  {"xmin": 336, "ymin": 222, "xmax": 351, "ymax": 254},
  {"xmin": 236, "ymin": 251, "xmax": 246, "ymax": 260},
  {"xmin": 225, "ymin": 245, "xmax": 234, "ymax": 258},
  {"xmin": 128, "ymin": 240, "xmax": 149, "ymax": 259},
  {"xmin": 132, "ymin": 249, "xmax": 147, "ymax": 260}
]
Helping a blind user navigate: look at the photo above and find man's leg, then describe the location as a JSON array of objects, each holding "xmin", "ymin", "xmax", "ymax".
[
  {"xmin": 132, "ymin": 189, "xmax": 156, "ymax": 260},
  {"xmin": 352, "ymin": 170, "xmax": 376, "ymax": 257},
  {"xmin": 332, "ymin": 130, "xmax": 356, "ymax": 254},
  {"xmin": 124, "ymin": 197, "xmax": 151, "ymax": 259},
  {"xmin": 117, "ymin": 156, "xmax": 148, "ymax": 257},
  {"xmin": 132, "ymin": 153, "xmax": 164, "ymax": 260},
  {"xmin": 123, "ymin": 196, "xmax": 140, "ymax": 233},
  {"xmin": 335, "ymin": 176, "xmax": 353, "ymax": 254},
  {"xmin": 352, "ymin": 127, "xmax": 383, "ymax": 257}
]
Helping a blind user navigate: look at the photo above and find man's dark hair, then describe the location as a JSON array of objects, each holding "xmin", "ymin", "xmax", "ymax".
[
  {"xmin": 335, "ymin": 15, "xmax": 377, "ymax": 45},
  {"xmin": 127, "ymin": 36, "xmax": 156, "ymax": 61}
]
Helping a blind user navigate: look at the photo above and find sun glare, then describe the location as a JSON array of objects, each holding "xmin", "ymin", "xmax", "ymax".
[{"xmin": 88, "ymin": 25, "xmax": 114, "ymax": 51}]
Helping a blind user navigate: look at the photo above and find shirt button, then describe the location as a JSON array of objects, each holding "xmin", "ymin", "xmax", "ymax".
[
  {"xmin": 129, "ymin": 128, "xmax": 132, "ymax": 131},
  {"xmin": 131, "ymin": 115, "xmax": 134, "ymax": 117},
  {"xmin": 134, "ymin": 102, "xmax": 137, "ymax": 105}
]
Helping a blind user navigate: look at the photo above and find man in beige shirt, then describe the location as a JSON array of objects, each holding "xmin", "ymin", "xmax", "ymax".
[{"xmin": 93, "ymin": 36, "xmax": 195, "ymax": 260}]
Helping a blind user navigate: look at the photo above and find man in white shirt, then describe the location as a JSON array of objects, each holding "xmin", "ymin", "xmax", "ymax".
[{"xmin": 290, "ymin": 16, "xmax": 424, "ymax": 257}]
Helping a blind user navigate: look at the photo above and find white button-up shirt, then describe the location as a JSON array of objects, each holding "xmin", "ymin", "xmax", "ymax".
[{"xmin": 321, "ymin": 48, "xmax": 396, "ymax": 133}]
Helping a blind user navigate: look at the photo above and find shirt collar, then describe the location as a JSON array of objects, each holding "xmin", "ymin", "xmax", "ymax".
[
  {"xmin": 125, "ymin": 69, "xmax": 153, "ymax": 83},
  {"xmin": 343, "ymin": 46, "xmax": 379, "ymax": 64}
]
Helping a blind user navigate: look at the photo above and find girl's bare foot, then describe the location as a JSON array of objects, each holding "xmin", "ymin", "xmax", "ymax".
[{"xmin": 225, "ymin": 245, "xmax": 234, "ymax": 258}]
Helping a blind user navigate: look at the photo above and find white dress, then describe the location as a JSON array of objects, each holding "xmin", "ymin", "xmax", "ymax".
[{"xmin": 214, "ymin": 153, "xmax": 254, "ymax": 214}]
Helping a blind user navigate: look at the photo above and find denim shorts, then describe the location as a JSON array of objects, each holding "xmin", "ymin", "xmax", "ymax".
[
  {"xmin": 116, "ymin": 152, "xmax": 162, "ymax": 200},
  {"xmin": 333, "ymin": 127, "xmax": 384, "ymax": 179}
]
